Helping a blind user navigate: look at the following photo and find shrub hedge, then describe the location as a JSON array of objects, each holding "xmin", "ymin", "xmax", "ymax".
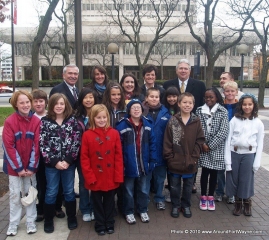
[{"xmin": 0, "ymin": 79, "xmax": 265, "ymax": 88}]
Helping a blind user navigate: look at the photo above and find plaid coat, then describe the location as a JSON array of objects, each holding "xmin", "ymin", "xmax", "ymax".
[{"xmin": 196, "ymin": 104, "xmax": 229, "ymax": 170}]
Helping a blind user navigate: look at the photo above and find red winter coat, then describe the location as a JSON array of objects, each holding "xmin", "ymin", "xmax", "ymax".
[
  {"xmin": 2, "ymin": 111, "xmax": 40, "ymax": 176},
  {"xmin": 81, "ymin": 127, "xmax": 123, "ymax": 191}
]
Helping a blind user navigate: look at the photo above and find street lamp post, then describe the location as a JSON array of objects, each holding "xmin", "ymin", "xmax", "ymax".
[
  {"xmin": 107, "ymin": 43, "xmax": 119, "ymax": 81},
  {"xmin": 236, "ymin": 44, "xmax": 249, "ymax": 92}
]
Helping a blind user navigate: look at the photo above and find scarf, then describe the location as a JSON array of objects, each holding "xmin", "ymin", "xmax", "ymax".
[
  {"xmin": 95, "ymin": 83, "xmax": 106, "ymax": 93},
  {"xmin": 125, "ymin": 92, "xmax": 133, "ymax": 100}
]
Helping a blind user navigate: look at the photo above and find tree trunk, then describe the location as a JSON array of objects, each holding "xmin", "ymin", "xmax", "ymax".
[
  {"xmin": 258, "ymin": 53, "xmax": 268, "ymax": 108},
  {"xmin": 205, "ymin": 58, "xmax": 214, "ymax": 88},
  {"xmin": 31, "ymin": 0, "xmax": 59, "ymax": 89},
  {"xmin": 48, "ymin": 63, "xmax": 52, "ymax": 80},
  {"xmin": 161, "ymin": 62, "xmax": 164, "ymax": 80}
]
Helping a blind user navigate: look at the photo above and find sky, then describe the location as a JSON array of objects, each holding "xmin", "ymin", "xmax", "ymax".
[{"xmin": 1, "ymin": 0, "xmax": 60, "ymax": 27}]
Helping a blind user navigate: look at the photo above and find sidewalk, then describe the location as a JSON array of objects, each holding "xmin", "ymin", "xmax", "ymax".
[{"xmin": 0, "ymin": 111, "xmax": 269, "ymax": 239}]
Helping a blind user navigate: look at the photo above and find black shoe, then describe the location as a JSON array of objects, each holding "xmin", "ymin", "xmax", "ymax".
[
  {"xmin": 171, "ymin": 207, "xmax": 179, "ymax": 218},
  {"xmin": 181, "ymin": 207, "xmax": 192, "ymax": 218},
  {"xmin": 44, "ymin": 221, "xmax": 54, "ymax": 233},
  {"xmin": 192, "ymin": 184, "xmax": 197, "ymax": 193},
  {"xmin": 36, "ymin": 214, "xmax": 44, "ymax": 222},
  {"xmin": 75, "ymin": 192, "xmax": 80, "ymax": 198},
  {"xmin": 55, "ymin": 210, "xmax": 65, "ymax": 218},
  {"xmin": 97, "ymin": 230, "xmax": 106, "ymax": 236},
  {"xmin": 106, "ymin": 227, "xmax": 114, "ymax": 234},
  {"xmin": 68, "ymin": 217, "xmax": 78, "ymax": 230}
]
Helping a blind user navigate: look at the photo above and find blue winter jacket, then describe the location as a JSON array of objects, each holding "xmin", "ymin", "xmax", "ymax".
[
  {"xmin": 116, "ymin": 116, "xmax": 157, "ymax": 178},
  {"xmin": 144, "ymin": 105, "xmax": 171, "ymax": 166}
]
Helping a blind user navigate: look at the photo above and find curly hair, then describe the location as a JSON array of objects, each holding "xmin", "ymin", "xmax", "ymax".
[{"xmin": 234, "ymin": 94, "xmax": 258, "ymax": 120}]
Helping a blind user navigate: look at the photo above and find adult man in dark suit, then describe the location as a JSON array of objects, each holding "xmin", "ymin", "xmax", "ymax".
[
  {"xmin": 50, "ymin": 64, "xmax": 79, "ymax": 109},
  {"xmin": 163, "ymin": 59, "xmax": 206, "ymax": 112}
]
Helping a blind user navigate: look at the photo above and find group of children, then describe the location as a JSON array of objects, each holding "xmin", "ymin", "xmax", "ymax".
[{"xmin": 2, "ymin": 78, "xmax": 264, "ymax": 237}]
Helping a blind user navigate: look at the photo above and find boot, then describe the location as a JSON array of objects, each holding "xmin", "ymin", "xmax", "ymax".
[
  {"xmin": 233, "ymin": 198, "xmax": 242, "ymax": 216},
  {"xmin": 243, "ymin": 198, "xmax": 252, "ymax": 216},
  {"xmin": 44, "ymin": 203, "xmax": 55, "ymax": 233},
  {"xmin": 65, "ymin": 200, "xmax": 78, "ymax": 230}
]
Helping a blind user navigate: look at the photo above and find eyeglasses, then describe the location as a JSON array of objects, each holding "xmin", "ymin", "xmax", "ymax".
[{"xmin": 130, "ymin": 106, "xmax": 142, "ymax": 110}]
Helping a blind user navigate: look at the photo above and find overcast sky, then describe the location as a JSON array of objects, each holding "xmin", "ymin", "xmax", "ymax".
[{"xmin": 1, "ymin": 0, "xmax": 60, "ymax": 27}]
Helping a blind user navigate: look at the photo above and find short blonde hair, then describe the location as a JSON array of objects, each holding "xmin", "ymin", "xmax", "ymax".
[
  {"xmin": 89, "ymin": 104, "xmax": 110, "ymax": 130},
  {"xmin": 10, "ymin": 90, "xmax": 33, "ymax": 110},
  {"xmin": 223, "ymin": 81, "xmax": 238, "ymax": 90}
]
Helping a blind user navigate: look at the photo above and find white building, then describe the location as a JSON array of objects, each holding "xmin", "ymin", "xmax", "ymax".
[{"xmin": 0, "ymin": 0, "xmax": 255, "ymax": 81}]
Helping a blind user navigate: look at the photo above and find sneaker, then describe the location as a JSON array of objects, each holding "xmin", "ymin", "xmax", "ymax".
[
  {"xmin": 227, "ymin": 196, "xmax": 235, "ymax": 204},
  {"xmin": 207, "ymin": 196, "xmax": 215, "ymax": 211},
  {"xmin": 90, "ymin": 212, "xmax": 95, "ymax": 221},
  {"xmin": 199, "ymin": 196, "xmax": 208, "ymax": 210},
  {"xmin": 165, "ymin": 190, "xmax": 171, "ymax": 203},
  {"xmin": 6, "ymin": 224, "xmax": 18, "ymax": 236},
  {"xmin": 26, "ymin": 222, "xmax": 37, "ymax": 234},
  {"xmin": 140, "ymin": 212, "xmax": 150, "ymax": 223},
  {"xmin": 156, "ymin": 201, "xmax": 166, "ymax": 210},
  {"xmin": 215, "ymin": 195, "xmax": 223, "ymax": 202},
  {"xmin": 82, "ymin": 214, "xmax": 91, "ymax": 222},
  {"xmin": 126, "ymin": 214, "xmax": 136, "ymax": 224}
]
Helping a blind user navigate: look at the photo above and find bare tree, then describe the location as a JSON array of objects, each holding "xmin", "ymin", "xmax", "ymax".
[
  {"xmin": 228, "ymin": 0, "xmax": 269, "ymax": 107},
  {"xmin": 82, "ymin": 28, "xmax": 122, "ymax": 67},
  {"xmin": 46, "ymin": 0, "xmax": 74, "ymax": 66},
  {"xmin": 0, "ymin": 0, "xmax": 11, "ymax": 23},
  {"xmin": 31, "ymin": 0, "xmax": 60, "ymax": 89},
  {"xmin": 185, "ymin": 0, "xmax": 261, "ymax": 88},
  {"xmin": 40, "ymin": 40, "xmax": 59, "ymax": 80},
  {"xmin": 149, "ymin": 39, "xmax": 179, "ymax": 79},
  {"xmin": 102, "ymin": 0, "xmax": 187, "ymax": 83}
]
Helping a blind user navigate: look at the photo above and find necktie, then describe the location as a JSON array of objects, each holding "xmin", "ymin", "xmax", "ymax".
[
  {"xmin": 180, "ymin": 83, "xmax": 185, "ymax": 93},
  {"xmin": 72, "ymin": 87, "xmax": 78, "ymax": 101}
]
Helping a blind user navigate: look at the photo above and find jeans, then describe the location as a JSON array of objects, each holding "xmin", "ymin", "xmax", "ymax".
[
  {"xmin": 77, "ymin": 160, "xmax": 94, "ymax": 214},
  {"xmin": 123, "ymin": 175, "xmax": 148, "ymax": 215},
  {"xmin": 146, "ymin": 165, "xmax": 166, "ymax": 203},
  {"xmin": 215, "ymin": 169, "xmax": 225, "ymax": 197},
  {"xmin": 36, "ymin": 158, "xmax": 63, "ymax": 214},
  {"xmin": 9, "ymin": 175, "xmax": 37, "ymax": 225},
  {"xmin": 169, "ymin": 174, "xmax": 194, "ymax": 208},
  {"xmin": 45, "ymin": 164, "xmax": 76, "ymax": 204}
]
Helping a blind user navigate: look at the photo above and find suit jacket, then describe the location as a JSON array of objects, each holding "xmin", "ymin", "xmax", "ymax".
[
  {"xmin": 49, "ymin": 82, "xmax": 79, "ymax": 109},
  {"xmin": 163, "ymin": 77, "xmax": 206, "ymax": 112}
]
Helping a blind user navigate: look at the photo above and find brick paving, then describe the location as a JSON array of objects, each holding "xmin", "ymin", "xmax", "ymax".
[{"xmin": 68, "ymin": 168, "xmax": 269, "ymax": 240}]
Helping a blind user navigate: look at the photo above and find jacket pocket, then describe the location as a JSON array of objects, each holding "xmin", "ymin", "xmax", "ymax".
[{"xmin": 167, "ymin": 154, "xmax": 198, "ymax": 174}]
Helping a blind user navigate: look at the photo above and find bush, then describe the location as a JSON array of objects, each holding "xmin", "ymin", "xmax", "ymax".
[
  {"xmin": 0, "ymin": 79, "xmax": 92, "ymax": 87},
  {"xmin": 156, "ymin": 79, "xmax": 265, "ymax": 88}
]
